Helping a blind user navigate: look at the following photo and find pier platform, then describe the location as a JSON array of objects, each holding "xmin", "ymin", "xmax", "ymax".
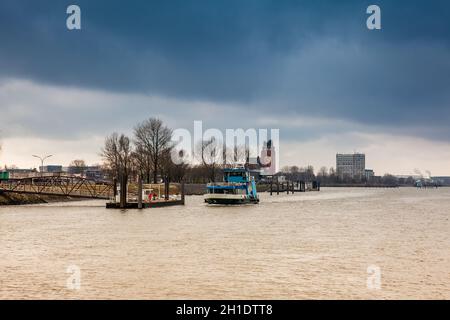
[
  {"xmin": 106, "ymin": 178, "xmax": 185, "ymax": 209},
  {"xmin": 106, "ymin": 199, "xmax": 184, "ymax": 209}
]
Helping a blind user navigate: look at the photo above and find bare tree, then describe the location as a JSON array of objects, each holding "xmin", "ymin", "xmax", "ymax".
[
  {"xmin": 290, "ymin": 166, "xmax": 300, "ymax": 173},
  {"xmin": 305, "ymin": 165, "xmax": 315, "ymax": 181},
  {"xmin": 131, "ymin": 144, "xmax": 151, "ymax": 181},
  {"xmin": 318, "ymin": 166, "xmax": 328, "ymax": 177},
  {"xmin": 134, "ymin": 118, "xmax": 173, "ymax": 183},
  {"xmin": 225, "ymin": 144, "xmax": 249, "ymax": 165},
  {"xmin": 329, "ymin": 167, "xmax": 336, "ymax": 176},
  {"xmin": 159, "ymin": 148, "xmax": 189, "ymax": 182},
  {"xmin": 281, "ymin": 166, "xmax": 291, "ymax": 173},
  {"xmin": 196, "ymin": 137, "xmax": 223, "ymax": 182},
  {"xmin": 0, "ymin": 135, "xmax": 2, "ymax": 168},
  {"xmin": 101, "ymin": 132, "xmax": 133, "ymax": 181},
  {"xmin": 68, "ymin": 159, "xmax": 87, "ymax": 175},
  {"xmin": 70, "ymin": 159, "xmax": 86, "ymax": 168}
]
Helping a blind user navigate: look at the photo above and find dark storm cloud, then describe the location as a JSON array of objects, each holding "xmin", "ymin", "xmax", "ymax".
[{"xmin": 0, "ymin": 0, "xmax": 450, "ymax": 138}]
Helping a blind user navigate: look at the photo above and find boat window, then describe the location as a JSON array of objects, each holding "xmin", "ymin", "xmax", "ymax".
[
  {"xmin": 209, "ymin": 188, "xmax": 238, "ymax": 194},
  {"xmin": 228, "ymin": 172, "xmax": 245, "ymax": 177}
]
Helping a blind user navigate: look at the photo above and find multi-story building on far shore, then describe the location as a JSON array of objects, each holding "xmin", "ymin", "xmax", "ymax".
[{"xmin": 336, "ymin": 153, "xmax": 366, "ymax": 180}]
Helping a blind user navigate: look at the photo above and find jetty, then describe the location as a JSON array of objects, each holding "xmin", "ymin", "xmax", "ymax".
[
  {"xmin": 106, "ymin": 176, "xmax": 185, "ymax": 209},
  {"xmin": 266, "ymin": 176, "xmax": 320, "ymax": 195}
]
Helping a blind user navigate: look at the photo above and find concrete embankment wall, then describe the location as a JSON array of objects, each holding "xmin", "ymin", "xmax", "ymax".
[
  {"xmin": 184, "ymin": 184, "xmax": 206, "ymax": 195},
  {"xmin": 320, "ymin": 184, "xmax": 399, "ymax": 188}
]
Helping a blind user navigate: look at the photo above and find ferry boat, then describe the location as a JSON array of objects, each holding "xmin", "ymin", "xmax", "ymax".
[{"xmin": 204, "ymin": 167, "xmax": 259, "ymax": 205}]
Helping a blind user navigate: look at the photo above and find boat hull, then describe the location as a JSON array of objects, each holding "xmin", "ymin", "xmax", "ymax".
[{"xmin": 204, "ymin": 197, "xmax": 259, "ymax": 205}]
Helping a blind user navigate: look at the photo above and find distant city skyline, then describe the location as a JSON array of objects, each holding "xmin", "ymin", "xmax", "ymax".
[
  {"xmin": 2, "ymin": 136, "xmax": 448, "ymax": 177},
  {"xmin": 1, "ymin": 1, "xmax": 450, "ymax": 176}
]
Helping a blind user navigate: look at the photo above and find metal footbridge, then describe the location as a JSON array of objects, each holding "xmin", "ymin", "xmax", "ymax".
[{"xmin": 0, "ymin": 175, "xmax": 113, "ymax": 199}]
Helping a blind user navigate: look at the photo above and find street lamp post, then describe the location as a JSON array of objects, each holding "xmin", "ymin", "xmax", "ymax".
[{"xmin": 32, "ymin": 154, "xmax": 53, "ymax": 177}]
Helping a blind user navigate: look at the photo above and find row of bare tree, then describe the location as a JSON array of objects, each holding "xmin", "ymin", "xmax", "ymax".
[
  {"xmin": 101, "ymin": 118, "xmax": 252, "ymax": 184},
  {"xmin": 101, "ymin": 118, "xmax": 180, "ymax": 184}
]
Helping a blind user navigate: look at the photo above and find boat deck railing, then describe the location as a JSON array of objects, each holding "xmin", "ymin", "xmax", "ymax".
[{"xmin": 207, "ymin": 182, "xmax": 247, "ymax": 187}]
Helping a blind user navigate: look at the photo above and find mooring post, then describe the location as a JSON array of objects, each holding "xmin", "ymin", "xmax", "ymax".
[
  {"xmin": 181, "ymin": 181, "xmax": 185, "ymax": 205},
  {"xmin": 137, "ymin": 175, "xmax": 143, "ymax": 209},
  {"xmin": 277, "ymin": 179, "xmax": 280, "ymax": 195},
  {"xmin": 164, "ymin": 175, "xmax": 169, "ymax": 201},
  {"xmin": 286, "ymin": 181, "xmax": 289, "ymax": 194},
  {"xmin": 270, "ymin": 177, "xmax": 273, "ymax": 196},
  {"xmin": 119, "ymin": 174, "xmax": 127, "ymax": 209},
  {"xmin": 113, "ymin": 178, "xmax": 117, "ymax": 200},
  {"xmin": 119, "ymin": 174, "xmax": 122, "ymax": 207}
]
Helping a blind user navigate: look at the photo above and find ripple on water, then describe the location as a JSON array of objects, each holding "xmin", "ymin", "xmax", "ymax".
[{"xmin": 0, "ymin": 188, "xmax": 449, "ymax": 299}]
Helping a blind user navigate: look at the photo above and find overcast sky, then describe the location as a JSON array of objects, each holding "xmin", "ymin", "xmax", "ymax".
[{"xmin": 1, "ymin": 0, "xmax": 450, "ymax": 175}]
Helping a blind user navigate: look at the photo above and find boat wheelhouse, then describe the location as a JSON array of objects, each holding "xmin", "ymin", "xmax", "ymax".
[{"xmin": 204, "ymin": 167, "xmax": 259, "ymax": 205}]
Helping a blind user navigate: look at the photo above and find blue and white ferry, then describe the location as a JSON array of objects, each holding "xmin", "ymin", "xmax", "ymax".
[{"xmin": 204, "ymin": 166, "xmax": 259, "ymax": 205}]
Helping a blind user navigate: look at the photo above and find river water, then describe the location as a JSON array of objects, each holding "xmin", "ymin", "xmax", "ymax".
[{"xmin": 0, "ymin": 188, "xmax": 449, "ymax": 299}]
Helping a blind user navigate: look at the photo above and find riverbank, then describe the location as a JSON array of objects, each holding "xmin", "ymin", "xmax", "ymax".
[
  {"xmin": 320, "ymin": 183, "xmax": 399, "ymax": 188},
  {"xmin": 0, "ymin": 192, "xmax": 79, "ymax": 206}
]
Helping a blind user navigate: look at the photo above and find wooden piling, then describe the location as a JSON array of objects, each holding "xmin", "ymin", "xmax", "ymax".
[
  {"xmin": 164, "ymin": 176, "xmax": 169, "ymax": 201},
  {"xmin": 181, "ymin": 181, "xmax": 185, "ymax": 205},
  {"xmin": 137, "ymin": 176, "xmax": 143, "ymax": 209},
  {"xmin": 270, "ymin": 176, "xmax": 273, "ymax": 196},
  {"xmin": 119, "ymin": 174, "xmax": 127, "ymax": 209}
]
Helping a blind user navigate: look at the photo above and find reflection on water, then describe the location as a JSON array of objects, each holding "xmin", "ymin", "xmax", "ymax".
[{"xmin": 0, "ymin": 188, "xmax": 449, "ymax": 299}]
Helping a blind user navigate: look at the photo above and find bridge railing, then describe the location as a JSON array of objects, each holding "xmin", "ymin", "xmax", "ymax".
[{"xmin": 0, "ymin": 175, "xmax": 114, "ymax": 199}]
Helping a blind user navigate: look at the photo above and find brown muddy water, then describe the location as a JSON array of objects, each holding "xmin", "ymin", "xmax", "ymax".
[{"xmin": 0, "ymin": 188, "xmax": 449, "ymax": 299}]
